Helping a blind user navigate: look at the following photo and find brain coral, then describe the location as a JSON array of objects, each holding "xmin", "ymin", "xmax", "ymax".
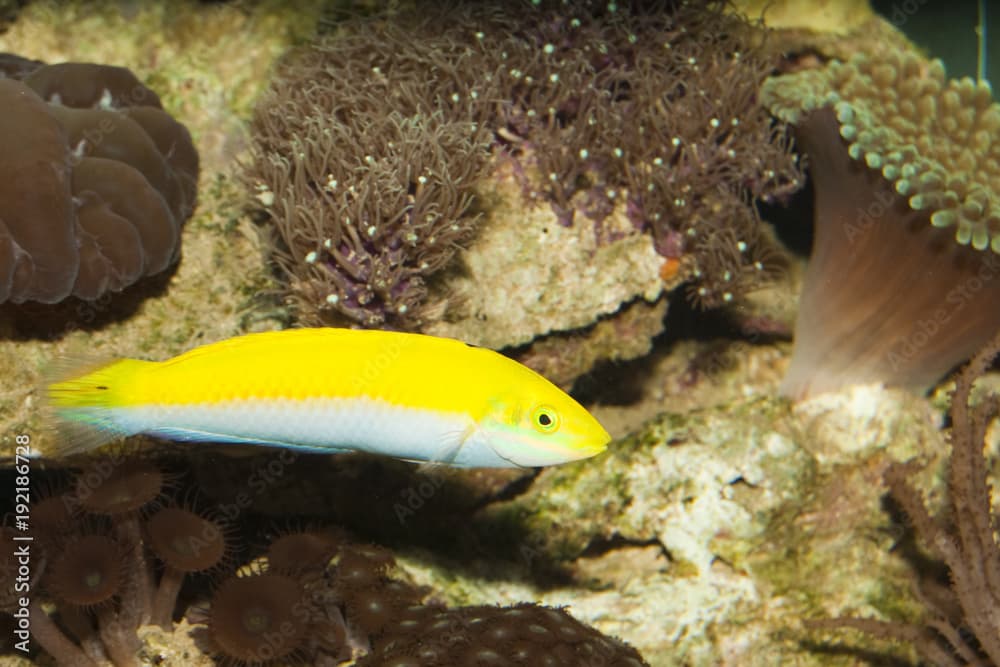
[
  {"xmin": 761, "ymin": 47, "xmax": 1000, "ymax": 398},
  {"xmin": 0, "ymin": 53, "xmax": 198, "ymax": 304}
]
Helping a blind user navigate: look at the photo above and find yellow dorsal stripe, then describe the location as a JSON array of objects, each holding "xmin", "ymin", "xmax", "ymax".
[{"xmin": 113, "ymin": 329, "xmax": 540, "ymax": 418}]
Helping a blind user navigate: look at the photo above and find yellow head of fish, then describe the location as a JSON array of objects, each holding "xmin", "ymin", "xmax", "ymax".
[{"xmin": 465, "ymin": 364, "xmax": 611, "ymax": 467}]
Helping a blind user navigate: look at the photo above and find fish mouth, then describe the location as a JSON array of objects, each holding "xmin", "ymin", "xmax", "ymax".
[{"xmin": 567, "ymin": 438, "xmax": 608, "ymax": 462}]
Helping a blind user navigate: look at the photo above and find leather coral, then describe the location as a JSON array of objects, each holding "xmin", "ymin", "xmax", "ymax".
[
  {"xmin": 761, "ymin": 48, "xmax": 1000, "ymax": 399},
  {"xmin": 0, "ymin": 54, "xmax": 198, "ymax": 304}
]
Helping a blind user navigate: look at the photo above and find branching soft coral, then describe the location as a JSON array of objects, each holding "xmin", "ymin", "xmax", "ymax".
[{"xmin": 808, "ymin": 330, "xmax": 1000, "ymax": 665}]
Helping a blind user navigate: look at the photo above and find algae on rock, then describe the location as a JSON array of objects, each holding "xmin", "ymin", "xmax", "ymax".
[
  {"xmin": 178, "ymin": 369, "xmax": 945, "ymax": 664},
  {"xmin": 425, "ymin": 175, "xmax": 670, "ymax": 350},
  {"xmin": 410, "ymin": 387, "xmax": 945, "ymax": 665}
]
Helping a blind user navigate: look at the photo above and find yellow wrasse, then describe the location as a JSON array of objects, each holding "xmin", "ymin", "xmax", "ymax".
[{"xmin": 46, "ymin": 328, "xmax": 610, "ymax": 468}]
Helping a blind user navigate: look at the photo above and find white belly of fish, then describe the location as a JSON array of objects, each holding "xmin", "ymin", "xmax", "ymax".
[{"xmin": 108, "ymin": 397, "xmax": 509, "ymax": 467}]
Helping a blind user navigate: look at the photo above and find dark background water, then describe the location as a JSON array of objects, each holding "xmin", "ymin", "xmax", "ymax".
[{"xmin": 872, "ymin": 0, "xmax": 999, "ymax": 83}]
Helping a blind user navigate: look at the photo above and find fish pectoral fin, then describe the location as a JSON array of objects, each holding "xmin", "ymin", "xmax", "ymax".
[{"xmin": 417, "ymin": 423, "xmax": 476, "ymax": 472}]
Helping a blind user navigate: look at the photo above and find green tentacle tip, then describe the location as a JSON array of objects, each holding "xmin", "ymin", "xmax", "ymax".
[
  {"xmin": 972, "ymin": 226, "xmax": 990, "ymax": 251},
  {"xmin": 895, "ymin": 179, "xmax": 912, "ymax": 195},
  {"xmin": 991, "ymin": 235, "xmax": 1000, "ymax": 254},
  {"xmin": 839, "ymin": 124, "xmax": 858, "ymax": 141},
  {"xmin": 882, "ymin": 164, "xmax": 900, "ymax": 180},
  {"xmin": 865, "ymin": 152, "xmax": 883, "ymax": 169},
  {"xmin": 919, "ymin": 172, "xmax": 943, "ymax": 189},
  {"xmin": 955, "ymin": 222, "xmax": 973, "ymax": 245},
  {"xmin": 962, "ymin": 200, "xmax": 985, "ymax": 219},
  {"xmin": 909, "ymin": 194, "xmax": 927, "ymax": 210},
  {"xmin": 930, "ymin": 210, "xmax": 956, "ymax": 228},
  {"xmin": 835, "ymin": 102, "xmax": 854, "ymax": 123},
  {"xmin": 848, "ymin": 143, "xmax": 864, "ymax": 160}
]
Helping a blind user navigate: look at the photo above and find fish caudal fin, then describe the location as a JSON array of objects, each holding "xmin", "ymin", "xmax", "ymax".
[{"xmin": 44, "ymin": 357, "xmax": 151, "ymax": 457}]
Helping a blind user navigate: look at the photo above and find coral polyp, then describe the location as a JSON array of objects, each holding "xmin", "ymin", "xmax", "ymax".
[
  {"xmin": 266, "ymin": 527, "xmax": 346, "ymax": 574},
  {"xmin": 146, "ymin": 506, "xmax": 229, "ymax": 628},
  {"xmin": 45, "ymin": 532, "xmax": 125, "ymax": 608},
  {"xmin": 247, "ymin": 0, "xmax": 799, "ymax": 328},
  {"xmin": 207, "ymin": 572, "xmax": 310, "ymax": 664}
]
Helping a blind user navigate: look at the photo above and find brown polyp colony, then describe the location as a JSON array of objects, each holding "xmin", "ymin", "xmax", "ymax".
[
  {"xmin": 0, "ymin": 456, "xmax": 648, "ymax": 666},
  {"xmin": 247, "ymin": 0, "xmax": 800, "ymax": 328}
]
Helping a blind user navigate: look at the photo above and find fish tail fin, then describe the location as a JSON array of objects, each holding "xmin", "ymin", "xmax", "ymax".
[{"xmin": 43, "ymin": 357, "xmax": 151, "ymax": 457}]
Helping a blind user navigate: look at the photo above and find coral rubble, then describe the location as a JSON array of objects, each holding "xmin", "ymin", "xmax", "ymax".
[{"xmin": 762, "ymin": 45, "xmax": 1000, "ymax": 398}]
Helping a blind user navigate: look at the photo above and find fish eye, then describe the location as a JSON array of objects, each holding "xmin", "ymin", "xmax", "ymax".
[{"xmin": 531, "ymin": 406, "xmax": 559, "ymax": 433}]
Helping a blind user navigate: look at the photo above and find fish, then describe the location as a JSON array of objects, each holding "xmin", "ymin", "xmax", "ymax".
[{"xmin": 45, "ymin": 328, "xmax": 610, "ymax": 468}]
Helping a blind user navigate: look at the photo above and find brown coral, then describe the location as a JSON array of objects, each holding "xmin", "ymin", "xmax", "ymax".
[
  {"xmin": 761, "ymin": 47, "xmax": 1000, "ymax": 398},
  {"xmin": 247, "ymin": 1, "xmax": 799, "ymax": 329},
  {"xmin": 0, "ymin": 527, "xmax": 99, "ymax": 667},
  {"xmin": 43, "ymin": 528, "xmax": 141, "ymax": 667},
  {"xmin": 146, "ymin": 506, "xmax": 228, "ymax": 629},
  {"xmin": 266, "ymin": 527, "xmax": 347, "ymax": 574},
  {"xmin": 72, "ymin": 457, "xmax": 167, "ymax": 629},
  {"xmin": 0, "ymin": 53, "xmax": 198, "ymax": 304},
  {"xmin": 45, "ymin": 532, "xmax": 126, "ymax": 608},
  {"xmin": 358, "ymin": 602, "xmax": 649, "ymax": 667},
  {"xmin": 208, "ymin": 572, "xmax": 311, "ymax": 664},
  {"xmin": 73, "ymin": 458, "xmax": 166, "ymax": 515}
]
